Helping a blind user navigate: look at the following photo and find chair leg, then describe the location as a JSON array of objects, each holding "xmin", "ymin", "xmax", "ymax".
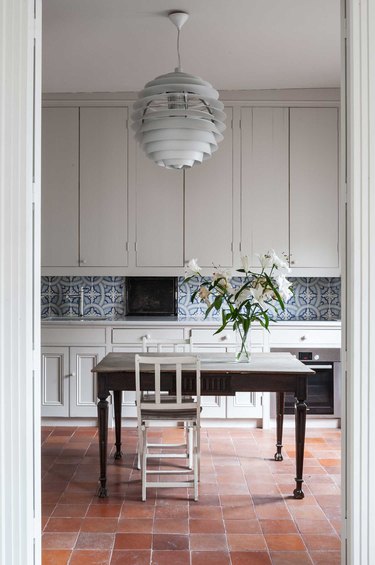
[
  {"xmin": 141, "ymin": 424, "xmax": 147, "ymax": 501},
  {"xmin": 188, "ymin": 426, "xmax": 193, "ymax": 469},
  {"xmin": 193, "ymin": 423, "xmax": 198, "ymax": 501},
  {"xmin": 137, "ymin": 431, "xmax": 142, "ymax": 470}
]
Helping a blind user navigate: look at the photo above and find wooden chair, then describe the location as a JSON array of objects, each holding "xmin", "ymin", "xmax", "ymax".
[
  {"xmin": 142, "ymin": 335, "xmax": 192, "ymax": 353},
  {"xmin": 135, "ymin": 354, "xmax": 201, "ymax": 501},
  {"xmin": 139, "ymin": 336, "xmax": 194, "ymax": 466}
]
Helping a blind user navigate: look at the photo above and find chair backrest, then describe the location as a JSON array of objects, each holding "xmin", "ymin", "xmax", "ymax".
[
  {"xmin": 142, "ymin": 336, "xmax": 192, "ymax": 353},
  {"xmin": 135, "ymin": 355, "xmax": 200, "ymax": 413}
]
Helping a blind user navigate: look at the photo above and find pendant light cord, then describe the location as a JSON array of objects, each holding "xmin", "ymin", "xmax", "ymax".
[{"xmin": 177, "ymin": 28, "xmax": 182, "ymax": 71}]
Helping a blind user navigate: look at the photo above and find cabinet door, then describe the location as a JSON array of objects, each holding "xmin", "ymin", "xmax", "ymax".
[
  {"xmin": 41, "ymin": 107, "xmax": 79, "ymax": 267},
  {"xmin": 135, "ymin": 144, "xmax": 184, "ymax": 267},
  {"xmin": 185, "ymin": 107, "xmax": 234, "ymax": 267},
  {"xmin": 80, "ymin": 107, "xmax": 128, "ymax": 267},
  {"xmin": 289, "ymin": 107, "xmax": 339, "ymax": 268},
  {"xmin": 240, "ymin": 107, "xmax": 289, "ymax": 266},
  {"xmin": 69, "ymin": 347, "xmax": 106, "ymax": 417},
  {"xmin": 41, "ymin": 347, "xmax": 70, "ymax": 417}
]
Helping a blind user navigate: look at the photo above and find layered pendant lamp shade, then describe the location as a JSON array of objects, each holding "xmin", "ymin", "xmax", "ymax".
[{"xmin": 132, "ymin": 11, "xmax": 226, "ymax": 170}]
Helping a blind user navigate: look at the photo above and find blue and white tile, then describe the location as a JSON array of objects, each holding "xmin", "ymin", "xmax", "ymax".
[
  {"xmin": 176, "ymin": 276, "xmax": 341, "ymax": 322},
  {"xmin": 41, "ymin": 275, "xmax": 341, "ymax": 322}
]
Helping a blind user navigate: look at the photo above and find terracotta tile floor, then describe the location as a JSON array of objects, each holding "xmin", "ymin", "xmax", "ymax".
[{"xmin": 41, "ymin": 426, "xmax": 341, "ymax": 564}]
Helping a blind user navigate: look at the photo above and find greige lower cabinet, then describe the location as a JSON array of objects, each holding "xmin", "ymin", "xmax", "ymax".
[
  {"xmin": 41, "ymin": 345, "xmax": 105, "ymax": 417},
  {"xmin": 41, "ymin": 321, "xmax": 341, "ymax": 422},
  {"xmin": 41, "ymin": 347, "xmax": 70, "ymax": 417}
]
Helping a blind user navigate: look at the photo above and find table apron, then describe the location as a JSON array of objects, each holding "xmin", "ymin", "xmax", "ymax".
[{"xmin": 97, "ymin": 372, "xmax": 308, "ymax": 400}]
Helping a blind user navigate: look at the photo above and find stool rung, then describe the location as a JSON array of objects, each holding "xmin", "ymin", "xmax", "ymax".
[
  {"xmin": 147, "ymin": 443, "xmax": 187, "ymax": 448},
  {"xmin": 146, "ymin": 480, "xmax": 194, "ymax": 489},
  {"xmin": 146, "ymin": 453, "xmax": 186, "ymax": 459},
  {"xmin": 146, "ymin": 469, "xmax": 192, "ymax": 475}
]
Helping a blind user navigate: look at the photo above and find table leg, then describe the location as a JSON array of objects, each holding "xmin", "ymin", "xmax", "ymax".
[
  {"xmin": 274, "ymin": 392, "xmax": 284, "ymax": 461},
  {"xmin": 293, "ymin": 397, "xmax": 307, "ymax": 499},
  {"xmin": 113, "ymin": 391, "xmax": 123, "ymax": 460},
  {"xmin": 98, "ymin": 397, "xmax": 109, "ymax": 498}
]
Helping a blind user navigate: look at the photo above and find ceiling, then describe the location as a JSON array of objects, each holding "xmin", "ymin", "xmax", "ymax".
[{"xmin": 42, "ymin": 0, "xmax": 340, "ymax": 93}]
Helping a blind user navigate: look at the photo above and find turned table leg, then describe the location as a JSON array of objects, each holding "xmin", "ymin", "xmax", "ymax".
[
  {"xmin": 113, "ymin": 390, "xmax": 123, "ymax": 460},
  {"xmin": 274, "ymin": 392, "xmax": 285, "ymax": 461},
  {"xmin": 294, "ymin": 397, "xmax": 307, "ymax": 499},
  {"xmin": 97, "ymin": 397, "xmax": 109, "ymax": 497}
]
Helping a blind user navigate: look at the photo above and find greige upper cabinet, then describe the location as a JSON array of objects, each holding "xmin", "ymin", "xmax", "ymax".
[
  {"xmin": 289, "ymin": 107, "xmax": 339, "ymax": 269},
  {"xmin": 134, "ymin": 143, "xmax": 184, "ymax": 267},
  {"xmin": 184, "ymin": 107, "xmax": 234, "ymax": 268},
  {"xmin": 42, "ymin": 106, "xmax": 128, "ymax": 269},
  {"xmin": 42, "ymin": 107, "xmax": 79, "ymax": 267},
  {"xmin": 240, "ymin": 107, "xmax": 289, "ymax": 267},
  {"xmin": 80, "ymin": 108, "xmax": 128, "ymax": 267}
]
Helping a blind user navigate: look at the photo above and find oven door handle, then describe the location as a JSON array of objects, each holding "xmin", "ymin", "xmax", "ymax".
[{"xmin": 305, "ymin": 364, "xmax": 333, "ymax": 370}]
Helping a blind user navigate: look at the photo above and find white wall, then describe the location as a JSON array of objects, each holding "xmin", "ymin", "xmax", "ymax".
[{"xmin": 0, "ymin": 1, "xmax": 41, "ymax": 564}]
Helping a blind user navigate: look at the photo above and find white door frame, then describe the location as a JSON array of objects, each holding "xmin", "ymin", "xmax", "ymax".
[
  {"xmin": 343, "ymin": 0, "xmax": 375, "ymax": 563},
  {"xmin": 0, "ymin": 1, "xmax": 374, "ymax": 563},
  {"xmin": 0, "ymin": 1, "xmax": 41, "ymax": 564}
]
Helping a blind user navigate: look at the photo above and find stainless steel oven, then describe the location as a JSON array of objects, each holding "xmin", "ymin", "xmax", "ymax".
[{"xmin": 271, "ymin": 348, "xmax": 341, "ymax": 417}]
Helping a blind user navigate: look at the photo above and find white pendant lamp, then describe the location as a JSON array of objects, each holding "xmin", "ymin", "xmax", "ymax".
[{"xmin": 132, "ymin": 11, "xmax": 226, "ymax": 170}]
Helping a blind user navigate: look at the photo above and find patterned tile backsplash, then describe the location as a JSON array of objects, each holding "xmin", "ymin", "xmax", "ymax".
[{"xmin": 41, "ymin": 276, "xmax": 341, "ymax": 321}]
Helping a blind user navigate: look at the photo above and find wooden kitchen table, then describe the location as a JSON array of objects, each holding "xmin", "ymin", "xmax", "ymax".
[{"xmin": 92, "ymin": 352, "xmax": 314, "ymax": 499}]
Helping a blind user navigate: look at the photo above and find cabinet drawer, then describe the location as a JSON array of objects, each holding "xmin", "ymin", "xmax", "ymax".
[
  {"xmin": 112, "ymin": 328, "xmax": 184, "ymax": 344},
  {"xmin": 41, "ymin": 327, "xmax": 106, "ymax": 345},
  {"xmin": 269, "ymin": 328, "xmax": 341, "ymax": 347},
  {"xmin": 191, "ymin": 328, "xmax": 264, "ymax": 346},
  {"xmin": 191, "ymin": 328, "xmax": 237, "ymax": 345}
]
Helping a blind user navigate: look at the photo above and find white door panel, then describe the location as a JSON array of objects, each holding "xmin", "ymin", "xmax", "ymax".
[
  {"xmin": 185, "ymin": 107, "xmax": 234, "ymax": 267},
  {"xmin": 241, "ymin": 107, "xmax": 289, "ymax": 266},
  {"xmin": 80, "ymin": 107, "xmax": 128, "ymax": 267},
  {"xmin": 289, "ymin": 107, "xmax": 339, "ymax": 268},
  {"xmin": 41, "ymin": 108, "xmax": 79, "ymax": 267}
]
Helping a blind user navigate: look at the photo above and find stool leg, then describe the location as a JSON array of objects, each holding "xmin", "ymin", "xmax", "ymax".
[
  {"xmin": 141, "ymin": 424, "xmax": 147, "ymax": 501},
  {"xmin": 188, "ymin": 426, "xmax": 194, "ymax": 469},
  {"xmin": 193, "ymin": 423, "xmax": 198, "ymax": 501}
]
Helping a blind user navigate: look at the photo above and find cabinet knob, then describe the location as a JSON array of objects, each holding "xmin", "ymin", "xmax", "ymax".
[
  {"xmin": 68, "ymin": 372, "xmax": 76, "ymax": 377},
  {"xmin": 80, "ymin": 258, "xmax": 87, "ymax": 264},
  {"xmin": 300, "ymin": 335, "xmax": 306, "ymax": 341},
  {"xmin": 290, "ymin": 260, "xmax": 295, "ymax": 265},
  {"xmin": 221, "ymin": 335, "xmax": 229, "ymax": 341},
  {"xmin": 144, "ymin": 334, "xmax": 151, "ymax": 340}
]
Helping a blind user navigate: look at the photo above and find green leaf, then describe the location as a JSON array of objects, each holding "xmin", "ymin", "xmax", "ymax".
[{"xmin": 191, "ymin": 290, "xmax": 199, "ymax": 302}]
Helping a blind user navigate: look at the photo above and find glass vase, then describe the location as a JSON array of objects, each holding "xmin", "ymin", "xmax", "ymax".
[{"xmin": 235, "ymin": 325, "xmax": 251, "ymax": 362}]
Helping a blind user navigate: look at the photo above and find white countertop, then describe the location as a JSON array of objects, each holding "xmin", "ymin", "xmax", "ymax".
[{"xmin": 41, "ymin": 317, "xmax": 341, "ymax": 328}]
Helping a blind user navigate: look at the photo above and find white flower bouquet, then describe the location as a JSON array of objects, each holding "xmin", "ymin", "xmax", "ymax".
[{"xmin": 184, "ymin": 251, "xmax": 293, "ymax": 361}]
